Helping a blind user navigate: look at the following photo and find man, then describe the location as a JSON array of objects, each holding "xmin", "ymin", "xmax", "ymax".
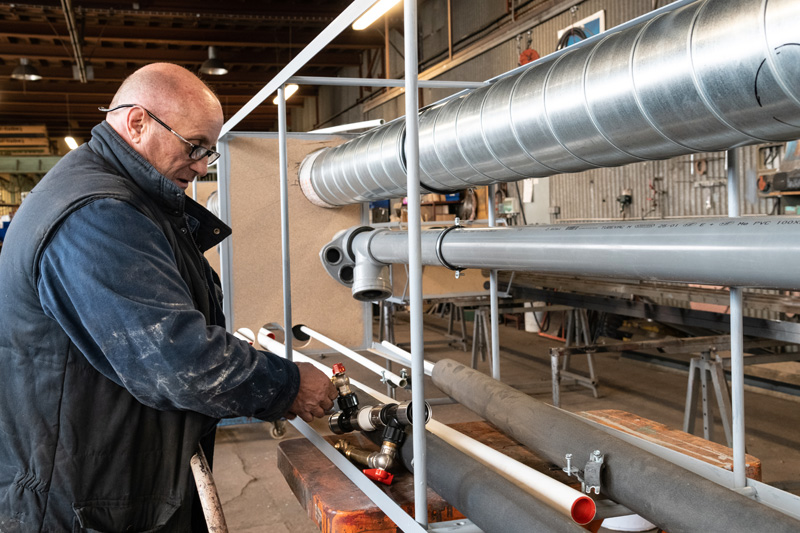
[{"xmin": 0, "ymin": 63, "xmax": 336, "ymax": 531}]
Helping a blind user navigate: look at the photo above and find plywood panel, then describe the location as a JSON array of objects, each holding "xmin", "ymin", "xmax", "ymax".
[{"xmin": 227, "ymin": 135, "xmax": 365, "ymax": 350}]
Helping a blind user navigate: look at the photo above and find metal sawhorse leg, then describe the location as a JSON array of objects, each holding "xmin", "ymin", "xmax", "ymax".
[
  {"xmin": 470, "ymin": 307, "xmax": 491, "ymax": 369},
  {"xmin": 559, "ymin": 308, "xmax": 599, "ymax": 399},
  {"xmin": 683, "ymin": 349, "xmax": 733, "ymax": 447}
]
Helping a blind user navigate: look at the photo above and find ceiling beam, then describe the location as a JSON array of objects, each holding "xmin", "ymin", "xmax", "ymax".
[
  {"xmin": 0, "ymin": 65, "xmax": 337, "ymax": 84},
  {"xmin": 0, "ymin": 43, "xmax": 362, "ymax": 68},
  {"xmin": 0, "ymin": 21, "xmax": 383, "ymax": 49}
]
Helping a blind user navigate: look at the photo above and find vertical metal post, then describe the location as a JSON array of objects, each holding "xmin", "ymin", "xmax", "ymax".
[
  {"xmin": 727, "ymin": 148, "xmax": 745, "ymax": 488},
  {"xmin": 446, "ymin": 0, "xmax": 453, "ymax": 62},
  {"xmin": 403, "ymin": 0, "xmax": 427, "ymax": 526},
  {"xmin": 191, "ymin": 179, "xmax": 197, "ymax": 201},
  {"xmin": 487, "ymin": 185, "xmax": 501, "ymax": 380},
  {"xmin": 216, "ymin": 139, "xmax": 235, "ymax": 333},
  {"xmin": 277, "ymin": 85, "xmax": 293, "ymax": 361},
  {"xmin": 384, "ymin": 16, "xmax": 391, "ymax": 80}
]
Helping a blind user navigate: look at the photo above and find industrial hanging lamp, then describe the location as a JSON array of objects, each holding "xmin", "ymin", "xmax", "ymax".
[
  {"xmin": 199, "ymin": 46, "xmax": 228, "ymax": 76},
  {"xmin": 11, "ymin": 58, "xmax": 42, "ymax": 81},
  {"xmin": 353, "ymin": 0, "xmax": 402, "ymax": 30}
]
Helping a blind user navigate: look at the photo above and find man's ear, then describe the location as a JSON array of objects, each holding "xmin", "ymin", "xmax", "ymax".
[{"xmin": 125, "ymin": 107, "xmax": 146, "ymax": 145}]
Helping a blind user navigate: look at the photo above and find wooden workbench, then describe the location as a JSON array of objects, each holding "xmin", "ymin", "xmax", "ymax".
[
  {"xmin": 277, "ymin": 421, "xmax": 577, "ymax": 533},
  {"xmin": 277, "ymin": 414, "xmax": 762, "ymax": 532}
]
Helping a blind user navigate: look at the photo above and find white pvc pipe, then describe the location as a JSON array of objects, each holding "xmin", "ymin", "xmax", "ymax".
[
  {"xmin": 300, "ymin": 326, "xmax": 408, "ymax": 387},
  {"xmin": 379, "ymin": 341, "xmax": 434, "ymax": 376},
  {"xmin": 234, "ymin": 327, "xmax": 255, "ymax": 344},
  {"xmin": 259, "ymin": 331, "xmax": 596, "ymax": 525}
]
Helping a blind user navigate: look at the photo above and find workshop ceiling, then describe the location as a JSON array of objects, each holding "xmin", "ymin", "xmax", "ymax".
[{"xmin": 0, "ymin": 1, "xmax": 385, "ymax": 138}]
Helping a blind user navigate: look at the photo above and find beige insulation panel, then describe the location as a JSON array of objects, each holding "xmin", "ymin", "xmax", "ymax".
[
  {"xmin": 224, "ymin": 134, "xmax": 494, "ymax": 351},
  {"xmin": 226, "ymin": 134, "xmax": 366, "ymax": 351}
]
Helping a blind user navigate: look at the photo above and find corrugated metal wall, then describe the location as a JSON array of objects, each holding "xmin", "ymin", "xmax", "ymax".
[{"xmin": 549, "ymin": 147, "xmax": 775, "ymax": 223}]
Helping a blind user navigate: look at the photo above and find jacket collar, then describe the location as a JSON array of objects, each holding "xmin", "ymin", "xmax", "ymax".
[{"xmin": 87, "ymin": 121, "xmax": 231, "ymax": 252}]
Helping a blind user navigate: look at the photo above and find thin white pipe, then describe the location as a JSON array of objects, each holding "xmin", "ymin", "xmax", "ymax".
[
  {"xmin": 488, "ymin": 184, "xmax": 501, "ymax": 380},
  {"xmin": 727, "ymin": 148, "xmax": 746, "ymax": 488},
  {"xmin": 259, "ymin": 332, "xmax": 595, "ymax": 525},
  {"xmin": 300, "ymin": 326, "xmax": 408, "ymax": 387},
  {"xmin": 288, "ymin": 75, "xmax": 485, "ymax": 89},
  {"xmin": 219, "ymin": 0, "xmax": 378, "ymax": 137},
  {"xmin": 379, "ymin": 340, "xmax": 434, "ymax": 376},
  {"xmin": 277, "ymin": 85, "xmax": 293, "ymax": 360},
  {"xmin": 310, "ymin": 119, "xmax": 385, "ymax": 134},
  {"xmin": 403, "ymin": 0, "xmax": 428, "ymax": 525}
]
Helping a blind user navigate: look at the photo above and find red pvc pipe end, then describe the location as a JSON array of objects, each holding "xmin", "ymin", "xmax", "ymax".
[{"xmin": 571, "ymin": 496, "xmax": 596, "ymax": 525}]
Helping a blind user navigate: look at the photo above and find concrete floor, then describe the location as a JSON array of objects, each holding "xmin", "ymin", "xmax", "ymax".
[{"xmin": 212, "ymin": 312, "xmax": 800, "ymax": 532}]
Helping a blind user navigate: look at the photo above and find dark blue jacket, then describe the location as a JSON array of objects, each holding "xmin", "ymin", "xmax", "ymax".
[{"xmin": 0, "ymin": 121, "xmax": 300, "ymax": 531}]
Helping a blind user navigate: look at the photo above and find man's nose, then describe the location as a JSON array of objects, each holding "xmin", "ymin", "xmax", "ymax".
[{"xmin": 189, "ymin": 157, "xmax": 208, "ymax": 177}]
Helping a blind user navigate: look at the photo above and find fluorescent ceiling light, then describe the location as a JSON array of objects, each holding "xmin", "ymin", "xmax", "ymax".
[
  {"xmin": 272, "ymin": 84, "xmax": 299, "ymax": 105},
  {"xmin": 353, "ymin": 0, "xmax": 402, "ymax": 31},
  {"xmin": 64, "ymin": 136, "xmax": 79, "ymax": 150}
]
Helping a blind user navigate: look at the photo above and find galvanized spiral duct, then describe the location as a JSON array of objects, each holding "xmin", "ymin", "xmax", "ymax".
[{"xmin": 299, "ymin": 0, "xmax": 800, "ymax": 207}]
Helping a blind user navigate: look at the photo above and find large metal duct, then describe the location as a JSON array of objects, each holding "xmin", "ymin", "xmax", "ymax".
[
  {"xmin": 431, "ymin": 359, "xmax": 800, "ymax": 533},
  {"xmin": 300, "ymin": 0, "xmax": 800, "ymax": 207}
]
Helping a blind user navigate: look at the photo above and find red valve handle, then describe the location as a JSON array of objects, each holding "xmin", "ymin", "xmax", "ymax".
[
  {"xmin": 332, "ymin": 363, "xmax": 346, "ymax": 375},
  {"xmin": 363, "ymin": 468, "xmax": 394, "ymax": 485}
]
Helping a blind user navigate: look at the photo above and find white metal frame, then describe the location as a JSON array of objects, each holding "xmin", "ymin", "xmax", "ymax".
[{"xmin": 213, "ymin": 0, "xmax": 785, "ymax": 527}]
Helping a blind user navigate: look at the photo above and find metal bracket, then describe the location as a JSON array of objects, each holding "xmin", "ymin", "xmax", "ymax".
[
  {"xmin": 563, "ymin": 450, "xmax": 604, "ymax": 495},
  {"xmin": 435, "ymin": 217, "xmax": 465, "ymax": 279}
]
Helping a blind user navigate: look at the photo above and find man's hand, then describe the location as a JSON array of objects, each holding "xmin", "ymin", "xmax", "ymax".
[{"xmin": 287, "ymin": 362, "xmax": 338, "ymax": 422}]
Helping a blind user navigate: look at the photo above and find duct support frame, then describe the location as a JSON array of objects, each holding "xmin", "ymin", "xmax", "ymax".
[
  {"xmin": 726, "ymin": 148, "xmax": 746, "ymax": 488},
  {"xmin": 214, "ymin": 0, "xmax": 793, "ymax": 528},
  {"xmin": 215, "ymin": 0, "xmax": 492, "ymax": 526}
]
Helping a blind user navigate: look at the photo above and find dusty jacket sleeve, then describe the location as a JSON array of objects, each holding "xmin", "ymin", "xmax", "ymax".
[{"xmin": 37, "ymin": 198, "xmax": 299, "ymax": 421}]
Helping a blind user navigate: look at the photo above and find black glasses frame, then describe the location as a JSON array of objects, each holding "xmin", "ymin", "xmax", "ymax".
[{"xmin": 99, "ymin": 104, "xmax": 220, "ymax": 165}]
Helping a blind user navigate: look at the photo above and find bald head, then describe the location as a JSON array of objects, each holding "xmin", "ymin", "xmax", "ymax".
[
  {"xmin": 105, "ymin": 63, "xmax": 224, "ymax": 189},
  {"xmin": 109, "ymin": 63, "xmax": 222, "ymax": 127}
]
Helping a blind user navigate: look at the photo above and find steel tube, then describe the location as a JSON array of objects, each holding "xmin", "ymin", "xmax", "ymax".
[
  {"xmin": 302, "ymin": 0, "xmax": 800, "ymax": 206},
  {"xmin": 727, "ymin": 148, "xmax": 747, "ymax": 488},
  {"xmin": 277, "ymin": 86, "xmax": 293, "ymax": 359},
  {"xmin": 351, "ymin": 216, "xmax": 800, "ymax": 290},
  {"xmin": 403, "ymin": 0, "xmax": 428, "ymax": 525},
  {"xmin": 488, "ymin": 185, "xmax": 501, "ymax": 380},
  {"xmin": 432, "ymin": 359, "xmax": 800, "ymax": 532}
]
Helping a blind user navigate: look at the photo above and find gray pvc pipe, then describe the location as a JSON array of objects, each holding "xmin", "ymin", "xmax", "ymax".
[
  {"xmin": 431, "ymin": 359, "xmax": 800, "ymax": 533},
  {"xmin": 356, "ymin": 216, "xmax": 800, "ymax": 290},
  {"xmin": 354, "ymin": 389, "xmax": 586, "ymax": 533}
]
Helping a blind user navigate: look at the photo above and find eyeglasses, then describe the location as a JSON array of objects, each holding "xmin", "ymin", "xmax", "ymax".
[{"xmin": 99, "ymin": 104, "xmax": 220, "ymax": 165}]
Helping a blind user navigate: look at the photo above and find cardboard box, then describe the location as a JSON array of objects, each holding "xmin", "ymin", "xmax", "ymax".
[
  {"xmin": 420, "ymin": 205, "xmax": 436, "ymax": 221},
  {"xmin": 435, "ymin": 213, "xmax": 457, "ymax": 222}
]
